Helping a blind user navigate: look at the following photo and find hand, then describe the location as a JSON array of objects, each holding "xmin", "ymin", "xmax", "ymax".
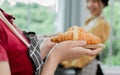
[
  {"xmin": 40, "ymin": 38, "xmax": 56, "ymax": 59},
  {"xmin": 50, "ymin": 40, "xmax": 103, "ymax": 63},
  {"xmin": 41, "ymin": 40, "xmax": 104, "ymax": 75}
]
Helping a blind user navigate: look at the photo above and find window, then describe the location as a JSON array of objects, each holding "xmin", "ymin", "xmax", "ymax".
[
  {"xmin": 0, "ymin": 0, "xmax": 58, "ymax": 35},
  {"xmin": 101, "ymin": 0, "xmax": 120, "ymax": 66}
]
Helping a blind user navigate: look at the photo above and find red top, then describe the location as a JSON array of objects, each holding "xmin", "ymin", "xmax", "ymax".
[{"xmin": 0, "ymin": 16, "xmax": 35, "ymax": 75}]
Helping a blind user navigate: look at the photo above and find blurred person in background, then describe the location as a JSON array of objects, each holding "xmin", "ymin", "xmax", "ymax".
[
  {"xmin": 82, "ymin": 0, "xmax": 110, "ymax": 75},
  {"xmin": 55, "ymin": 0, "xmax": 110, "ymax": 75}
]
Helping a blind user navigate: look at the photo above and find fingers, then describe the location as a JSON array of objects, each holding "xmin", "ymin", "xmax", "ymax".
[
  {"xmin": 84, "ymin": 48, "xmax": 103, "ymax": 56},
  {"xmin": 69, "ymin": 40, "xmax": 87, "ymax": 47},
  {"xmin": 71, "ymin": 47, "xmax": 103, "ymax": 57},
  {"xmin": 84, "ymin": 44, "xmax": 105, "ymax": 49}
]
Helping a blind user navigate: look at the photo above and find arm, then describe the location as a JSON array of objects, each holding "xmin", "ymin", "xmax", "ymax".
[
  {"xmin": 40, "ymin": 53, "xmax": 59, "ymax": 75},
  {"xmin": 40, "ymin": 41, "xmax": 103, "ymax": 75},
  {"xmin": 0, "ymin": 62, "xmax": 11, "ymax": 75},
  {"xmin": 0, "ymin": 43, "xmax": 11, "ymax": 75}
]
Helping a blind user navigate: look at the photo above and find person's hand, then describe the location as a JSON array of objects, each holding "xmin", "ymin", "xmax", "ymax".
[
  {"xmin": 41, "ymin": 40, "xmax": 104, "ymax": 75},
  {"xmin": 50, "ymin": 40, "xmax": 103, "ymax": 63},
  {"xmin": 40, "ymin": 38, "xmax": 56, "ymax": 59}
]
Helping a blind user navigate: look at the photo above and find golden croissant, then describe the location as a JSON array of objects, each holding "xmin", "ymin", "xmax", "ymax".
[
  {"xmin": 51, "ymin": 26, "xmax": 105, "ymax": 68},
  {"xmin": 51, "ymin": 26, "xmax": 102, "ymax": 45}
]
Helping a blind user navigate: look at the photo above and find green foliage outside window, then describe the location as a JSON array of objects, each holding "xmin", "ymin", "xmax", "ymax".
[
  {"xmin": 101, "ymin": 2, "xmax": 120, "ymax": 66},
  {"xmin": 0, "ymin": 0, "xmax": 56, "ymax": 35}
]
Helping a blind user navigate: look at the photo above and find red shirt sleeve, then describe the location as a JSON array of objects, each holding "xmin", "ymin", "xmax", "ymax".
[
  {"xmin": 0, "ymin": 44, "xmax": 8, "ymax": 61},
  {"xmin": 0, "ymin": 20, "xmax": 8, "ymax": 61}
]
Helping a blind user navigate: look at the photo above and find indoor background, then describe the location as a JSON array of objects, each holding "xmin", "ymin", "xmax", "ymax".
[{"xmin": 0, "ymin": 0, "xmax": 120, "ymax": 75}]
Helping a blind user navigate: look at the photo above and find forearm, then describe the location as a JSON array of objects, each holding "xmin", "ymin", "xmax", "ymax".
[{"xmin": 40, "ymin": 53, "xmax": 59, "ymax": 75}]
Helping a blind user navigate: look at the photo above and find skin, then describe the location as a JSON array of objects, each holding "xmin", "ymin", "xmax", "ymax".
[
  {"xmin": 86, "ymin": 0, "xmax": 105, "ymax": 17},
  {"xmin": 0, "ymin": 38, "xmax": 104, "ymax": 75}
]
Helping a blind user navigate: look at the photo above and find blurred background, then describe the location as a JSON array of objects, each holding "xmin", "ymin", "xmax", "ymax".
[{"xmin": 0, "ymin": 0, "xmax": 120, "ymax": 75}]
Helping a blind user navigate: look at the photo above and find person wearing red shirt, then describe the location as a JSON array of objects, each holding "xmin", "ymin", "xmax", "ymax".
[{"xmin": 0, "ymin": 8, "xmax": 104, "ymax": 75}]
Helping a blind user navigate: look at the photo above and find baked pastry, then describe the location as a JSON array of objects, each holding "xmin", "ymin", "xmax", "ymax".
[
  {"xmin": 51, "ymin": 26, "xmax": 104, "ymax": 49},
  {"xmin": 51, "ymin": 26, "xmax": 105, "ymax": 68}
]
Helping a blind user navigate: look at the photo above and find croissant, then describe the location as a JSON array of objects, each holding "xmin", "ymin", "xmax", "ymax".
[
  {"xmin": 51, "ymin": 26, "xmax": 102, "ymax": 46},
  {"xmin": 51, "ymin": 26, "xmax": 105, "ymax": 68}
]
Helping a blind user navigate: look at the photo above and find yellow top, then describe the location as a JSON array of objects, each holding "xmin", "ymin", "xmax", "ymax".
[{"xmin": 85, "ymin": 15, "xmax": 110, "ymax": 43}]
